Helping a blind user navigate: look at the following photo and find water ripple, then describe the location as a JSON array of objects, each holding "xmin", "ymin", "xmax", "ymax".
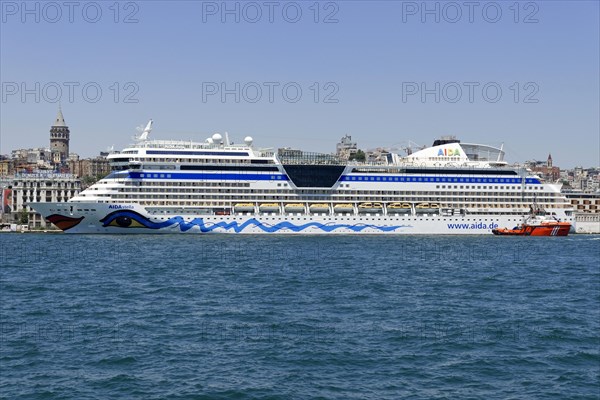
[{"xmin": 1, "ymin": 234, "xmax": 598, "ymax": 399}]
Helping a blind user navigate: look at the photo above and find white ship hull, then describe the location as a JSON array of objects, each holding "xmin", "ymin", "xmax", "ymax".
[
  {"xmin": 30, "ymin": 202, "xmax": 572, "ymax": 235},
  {"xmin": 28, "ymin": 132, "xmax": 575, "ymax": 234}
]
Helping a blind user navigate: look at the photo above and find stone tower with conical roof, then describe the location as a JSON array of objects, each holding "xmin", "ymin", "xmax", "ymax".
[{"xmin": 50, "ymin": 106, "xmax": 70, "ymax": 165}]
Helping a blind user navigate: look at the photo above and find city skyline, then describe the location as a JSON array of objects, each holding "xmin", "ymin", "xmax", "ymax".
[
  {"xmin": 1, "ymin": 104, "xmax": 599, "ymax": 170},
  {"xmin": 1, "ymin": 1, "xmax": 599, "ymax": 168}
]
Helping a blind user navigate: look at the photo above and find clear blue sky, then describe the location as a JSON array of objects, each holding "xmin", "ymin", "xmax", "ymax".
[{"xmin": 1, "ymin": 0, "xmax": 598, "ymax": 167}]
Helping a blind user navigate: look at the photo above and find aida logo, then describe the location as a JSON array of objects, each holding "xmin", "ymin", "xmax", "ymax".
[{"xmin": 437, "ymin": 148, "xmax": 461, "ymax": 156}]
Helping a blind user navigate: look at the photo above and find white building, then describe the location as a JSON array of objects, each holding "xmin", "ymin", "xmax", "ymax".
[
  {"xmin": 336, "ymin": 135, "xmax": 358, "ymax": 159},
  {"xmin": 564, "ymin": 192, "xmax": 600, "ymax": 234},
  {"xmin": 7, "ymin": 172, "xmax": 81, "ymax": 228}
]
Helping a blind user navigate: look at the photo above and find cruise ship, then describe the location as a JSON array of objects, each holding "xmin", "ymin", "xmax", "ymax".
[{"xmin": 30, "ymin": 122, "xmax": 574, "ymax": 234}]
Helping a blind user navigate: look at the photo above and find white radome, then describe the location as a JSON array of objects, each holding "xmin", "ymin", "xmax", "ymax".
[{"xmin": 212, "ymin": 133, "xmax": 223, "ymax": 143}]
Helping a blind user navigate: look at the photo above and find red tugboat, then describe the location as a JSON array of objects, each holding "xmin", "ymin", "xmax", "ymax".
[{"xmin": 492, "ymin": 206, "xmax": 571, "ymax": 236}]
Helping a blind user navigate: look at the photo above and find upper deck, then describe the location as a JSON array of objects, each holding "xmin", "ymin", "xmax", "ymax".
[
  {"xmin": 405, "ymin": 138, "xmax": 506, "ymax": 168},
  {"xmin": 107, "ymin": 132, "xmax": 510, "ymax": 173}
]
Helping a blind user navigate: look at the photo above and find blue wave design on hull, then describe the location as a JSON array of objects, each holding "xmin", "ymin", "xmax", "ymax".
[{"xmin": 100, "ymin": 211, "xmax": 409, "ymax": 233}]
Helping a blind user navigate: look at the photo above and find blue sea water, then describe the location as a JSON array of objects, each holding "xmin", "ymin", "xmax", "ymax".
[{"xmin": 0, "ymin": 234, "xmax": 599, "ymax": 399}]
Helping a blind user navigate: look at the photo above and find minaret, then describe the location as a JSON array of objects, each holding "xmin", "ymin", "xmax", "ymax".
[
  {"xmin": 50, "ymin": 106, "xmax": 70, "ymax": 165},
  {"xmin": 547, "ymin": 153, "xmax": 553, "ymax": 168}
]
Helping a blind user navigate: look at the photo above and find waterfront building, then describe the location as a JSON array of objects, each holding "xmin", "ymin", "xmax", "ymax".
[
  {"xmin": 563, "ymin": 192, "xmax": 600, "ymax": 234},
  {"xmin": 574, "ymin": 213, "xmax": 600, "ymax": 234},
  {"xmin": 565, "ymin": 192, "xmax": 600, "ymax": 213},
  {"xmin": 8, "ymin": 172, "xmax": 81, "ymax": 228}
]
